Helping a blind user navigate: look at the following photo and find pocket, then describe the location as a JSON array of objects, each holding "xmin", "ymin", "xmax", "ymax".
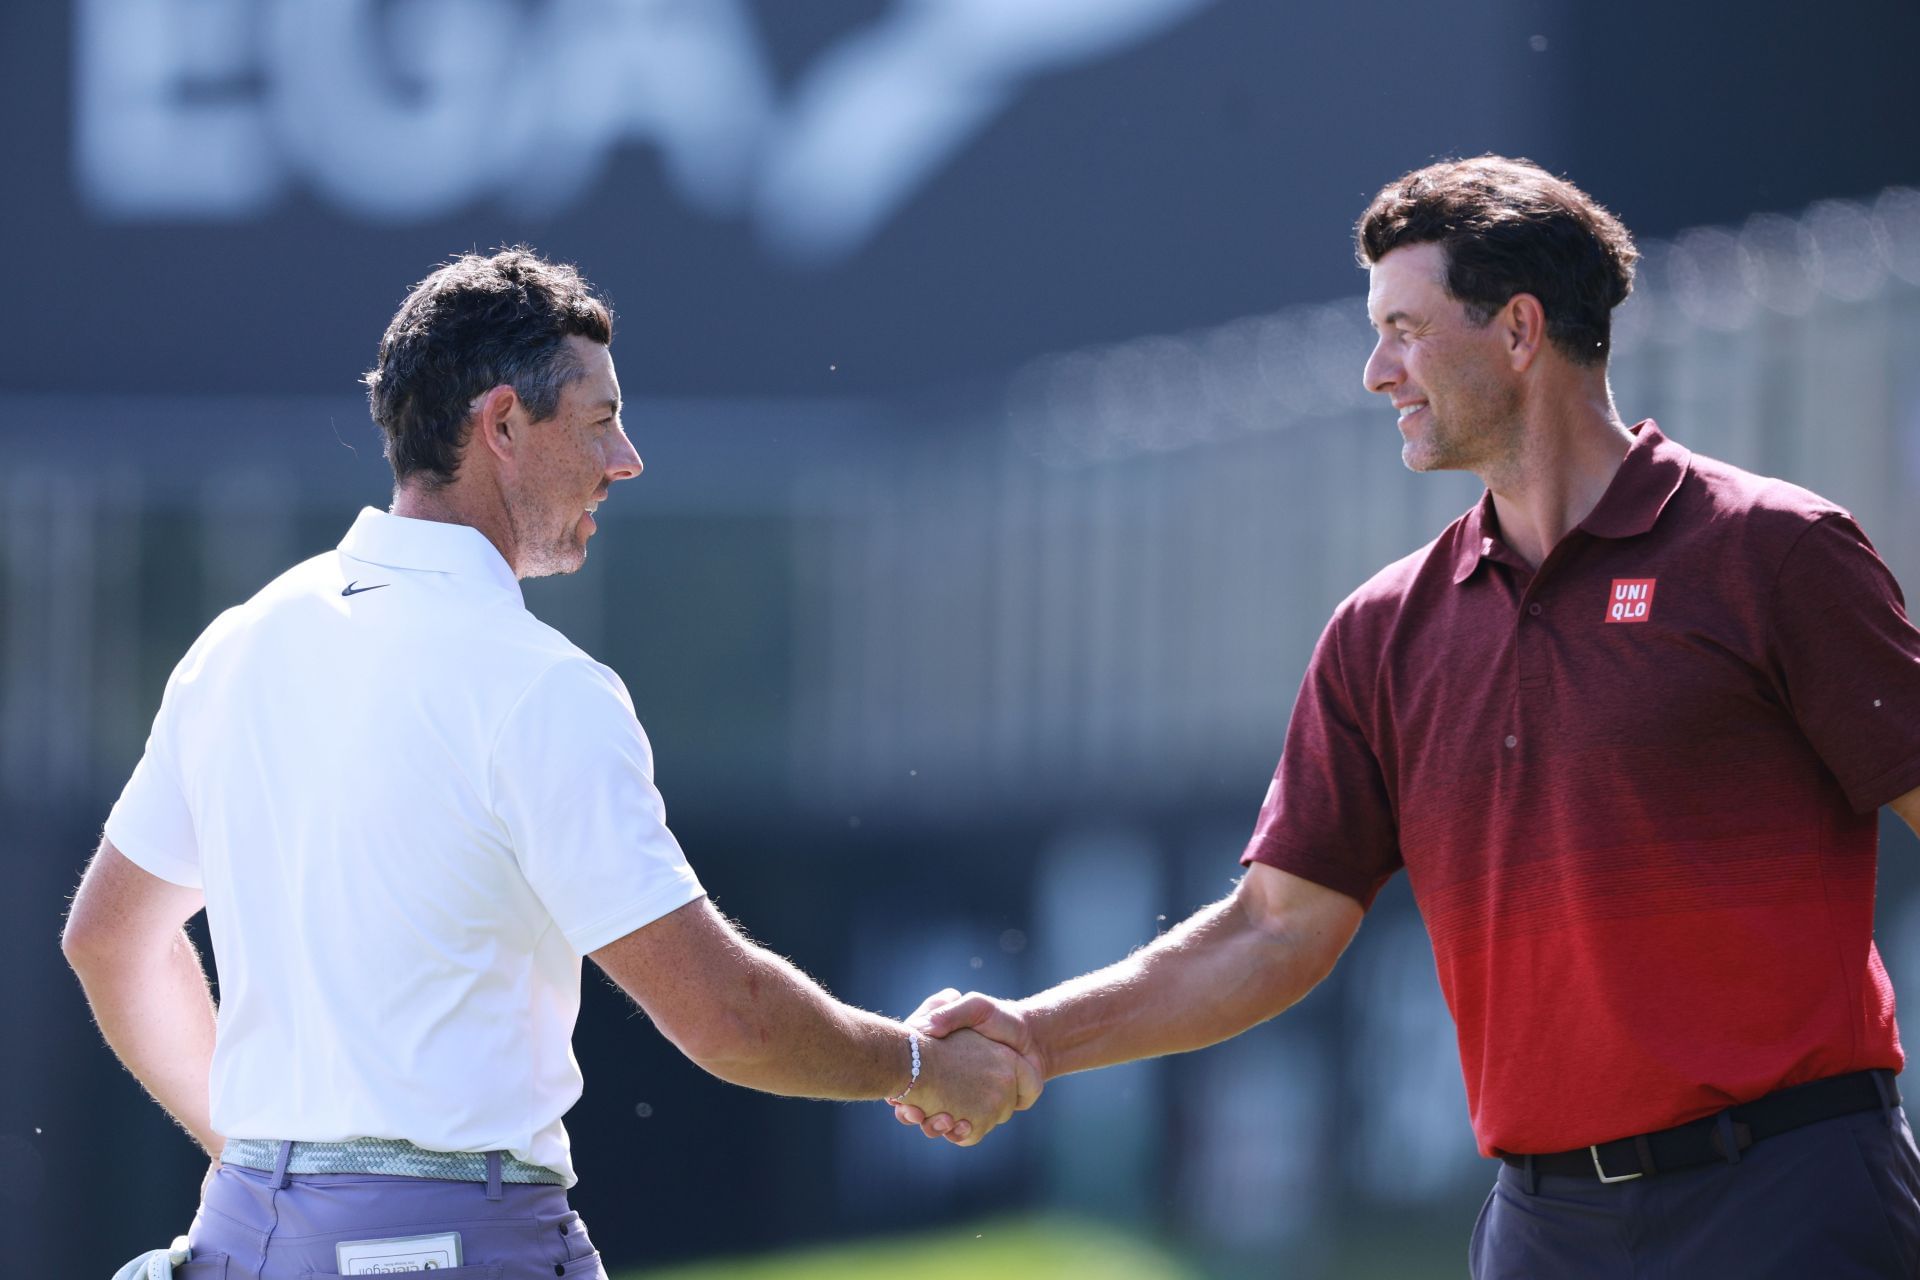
[
  {"xmin": 548, "ymin": 1210, "xmax": 600, "ymax": 1265},
  {"xmin": 1465, "ymin": 1182, "xmax": 1498, "ymax": 1279},
  {"xmin": 551, "ymin": 1252, "xmax": 603, "ymax": 1279},
  {"xmin": 173, "ymin": 1254, "xmax": 229, "ymax": 1279},
  {"xmin": 1843, "ymin": 1113, "xmax": 1920, "ymax": 1275}
]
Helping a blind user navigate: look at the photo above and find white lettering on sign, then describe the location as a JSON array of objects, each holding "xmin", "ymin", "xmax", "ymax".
[
  {"xmin": 74, "ymin": 0, "xmax": 1213, "ymax": 265},
  {"xmin": 1604, "ymin": 578, "xmax": 1657, "ymax": 624}
]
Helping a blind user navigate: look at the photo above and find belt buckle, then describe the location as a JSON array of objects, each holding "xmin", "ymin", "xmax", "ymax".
[{"xmin": 1590, "ymin": 1144, "xmax": 1643, "ymax": 1184}]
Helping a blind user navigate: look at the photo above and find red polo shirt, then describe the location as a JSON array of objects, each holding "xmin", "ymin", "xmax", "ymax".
[{"xmin": 1244, "ymin": 422, "xmax": 1920, "ymax": 1157}]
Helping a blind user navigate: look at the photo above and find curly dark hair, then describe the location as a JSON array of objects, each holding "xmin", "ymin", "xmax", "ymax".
[
  {"xmin": 1356, "ymin": 156, "xmax": 1637, "ymax": 367},
  {"xmin": 364, "ymin": 247, "xmax": 613, "ymax": 487}
]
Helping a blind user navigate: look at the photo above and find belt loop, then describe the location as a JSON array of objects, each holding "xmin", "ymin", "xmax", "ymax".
[
  {"xmin": 1632, "ymin": 1135, "xmax": 1657, "ymax": 1177},
  {"xmin": 270, "ymin": 1140, "xmax": 294, "ymax": 1190},
  {"xmin": 485, "ymin": 1151, "xmax": 503, "ymax": 1201},
  {"xmin": 1714, "ymin": 1112, "xmax": 1741, "ymax": 1164},
  {"xmin": 1522, "ymin": 1153, "xmax": 1538, "ymax": 1196}
]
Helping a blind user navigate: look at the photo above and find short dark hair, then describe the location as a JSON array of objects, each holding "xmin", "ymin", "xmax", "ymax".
[
  {"xmin": 1356, "ymin": 156, "xmax": 1637, "ymax": 366},
  {"xmin": 364, "ymin": 247, "xmax": 613, "ymax": 487}
]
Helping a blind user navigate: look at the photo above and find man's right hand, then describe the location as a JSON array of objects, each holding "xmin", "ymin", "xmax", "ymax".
[
  {"xmin": 903, "ymin": 1023, "xmax": 1041, "ymax": 1146},
  {"xmin": 891, "ymin": 868, "xmax": 1362, "ymax": 1143},
  {"xmin": 897, "ymin": 989, "xmax": 1046, "ymax": 1143}
]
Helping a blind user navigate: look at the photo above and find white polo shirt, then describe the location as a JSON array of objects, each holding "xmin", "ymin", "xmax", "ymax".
[{"xmin": 105, "ymin": 508, "xmax": 705, "ymax": 1185}]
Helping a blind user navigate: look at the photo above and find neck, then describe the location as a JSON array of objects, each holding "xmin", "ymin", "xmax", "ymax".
[
  {"xmin": 1482, "ymin": 380, "xmax": 1633, "ymax": 570},
  {"xmin": 390, "ymin": 479, "xmax": 520, "ymax": 575}
]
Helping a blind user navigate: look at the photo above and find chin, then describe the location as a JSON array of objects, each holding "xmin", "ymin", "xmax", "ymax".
[
  {"xmin": 1401, "ymin": 439, "xmax": 1443, "ymax": 473},
  {"xmin": 521, "ymin": 544, "xmax": 588, "ymax": 580},
  {"xmin": 1401, "ymin": 427, "xmax": 1472, "ymax": 475}
]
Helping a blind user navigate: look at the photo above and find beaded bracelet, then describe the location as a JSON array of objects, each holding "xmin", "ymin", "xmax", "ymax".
[{"xmin": 886, "ymin": 1029, "xmax": 923, "ymax": 1105}]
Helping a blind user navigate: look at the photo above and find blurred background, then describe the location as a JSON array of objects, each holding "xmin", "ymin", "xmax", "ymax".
[{"xmin": 7, "ymin": 1, "xmax": 1920, "ymax": 1276}]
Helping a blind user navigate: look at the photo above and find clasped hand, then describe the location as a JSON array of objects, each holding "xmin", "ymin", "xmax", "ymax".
[{"xmin": 893, "ymin": 988, "xmax": 1042, "ymax": 1145}]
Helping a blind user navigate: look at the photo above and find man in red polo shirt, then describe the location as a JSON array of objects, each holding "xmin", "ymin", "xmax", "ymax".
[{"xmin": 896, "ymin": 156, "xmax": 1920, "ymax": 1276}]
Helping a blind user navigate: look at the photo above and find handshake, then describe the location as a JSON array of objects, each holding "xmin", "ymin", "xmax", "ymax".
[{"xmin": 888, "ymin": 988, "xmax": 1043, "ymax": 1147}]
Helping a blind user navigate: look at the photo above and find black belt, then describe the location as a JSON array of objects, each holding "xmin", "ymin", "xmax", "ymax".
[{"xmin": 1499, "ymin": 1069, "xmax": 1898, "ymax": 1184}]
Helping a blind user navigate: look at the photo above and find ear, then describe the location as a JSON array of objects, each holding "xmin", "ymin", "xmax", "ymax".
[
  {"xmin": 471, "ymin": 384, "xmax": 524, "ymax": 466},
  {"xmin": 1502, "ymin": 293, "xmax": 1548, "ymax": 372}
]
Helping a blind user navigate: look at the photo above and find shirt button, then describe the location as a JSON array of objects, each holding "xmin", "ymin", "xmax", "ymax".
[
  {"xmin": 1504, "ymin": 734, "xmax": 1518, "ymax": 748},
  {"xmin": 1527, "ymin": 603, "xmax": 1542, "ymax": 616}
]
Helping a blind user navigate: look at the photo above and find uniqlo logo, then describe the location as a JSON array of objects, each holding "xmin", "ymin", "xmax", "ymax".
[{"xmin": 1606, "ymin": 578, "xmax": 1657, "ymax": 623}]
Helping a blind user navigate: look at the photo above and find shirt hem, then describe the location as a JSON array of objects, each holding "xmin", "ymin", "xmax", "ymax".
[
  {"xmin": 1847, "ymin": 750, "xmax": 1920, "ymax": 815},
  {"xmin": 562, "ymin": 876, "xmax": 708, "ymax": 956},
  {"xmin": 1240, "ymin": 840, "xmax": 1382, "ymax": 910},
  {"xmin": 102, "ymin": 819, "xmax": 203, "ymax": 889}
]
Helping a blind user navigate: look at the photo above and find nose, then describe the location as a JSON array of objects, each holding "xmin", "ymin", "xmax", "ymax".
[
  {"xmin": 1363, "ymin": 337, "xmax": 1400, "ymax": 397},
  {"xmin": 606, "ymin": 426, "xmax": 643, "ymax": 482}
]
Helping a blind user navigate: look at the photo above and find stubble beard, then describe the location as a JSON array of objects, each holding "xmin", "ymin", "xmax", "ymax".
[
  {"xmin": 1404, "ymin": 422, "xmax": 1487, "ymax": 473},
  {"xmin": 1402, "ymin": 384, "xmax": 1524, "ymax": 478},
  {"xmin": 509, "ymin": 504, "xmax": 588, "ymax": 579}
]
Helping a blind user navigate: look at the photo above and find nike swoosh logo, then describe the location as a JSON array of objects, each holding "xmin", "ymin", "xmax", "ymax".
[{"xmin": 341, "ymin": 581, "xmax": 390, "ymax": 597}]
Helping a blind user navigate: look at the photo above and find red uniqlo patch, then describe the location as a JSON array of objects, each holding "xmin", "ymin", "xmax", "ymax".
[{"xmin": 1605, "ymin": 578, "xmax": 1657, "ymax": 624}]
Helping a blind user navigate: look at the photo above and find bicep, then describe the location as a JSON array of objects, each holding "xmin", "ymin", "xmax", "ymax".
[
  {"xmin": 1235, "ymin": 861, "xmax": 1365, "ymax": 982},
  {"xmin": 63, "ymin": 837, "xmax": 205, "ymax": 959}
]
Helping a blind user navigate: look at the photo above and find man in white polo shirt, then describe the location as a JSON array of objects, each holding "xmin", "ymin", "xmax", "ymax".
[{"xmin": 63, "ymin": 248, "xmax": 1034, "ymax": 1279}]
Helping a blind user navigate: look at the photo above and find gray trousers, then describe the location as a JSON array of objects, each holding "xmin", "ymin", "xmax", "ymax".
[
  {"xmin": 173, "ymin": 1158, "xmax": 605, "ymax": 1279},
  {"xmin": 1471, "ymin": 1107, "xmax": 1920, "ymax": 1279}
]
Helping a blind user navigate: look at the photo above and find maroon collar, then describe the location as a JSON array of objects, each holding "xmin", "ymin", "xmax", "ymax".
[{"xmin": 1450, "ymin": 420, "xmax": 1691, "ymax": 585}]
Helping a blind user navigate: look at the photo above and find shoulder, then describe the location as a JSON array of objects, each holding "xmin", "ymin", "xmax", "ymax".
[
  {"xmin": 1678, "ymin": 450, "xmax": 1852, "ymax": 546},
  {"xmin": 489, "ymin": 651, "xmax": 654, "ymax": 783},
  {"xmin": 498, "ymin": 650, "xmax": 641, "ymax": 747},
  {"xmin": 497, "ymin": 614, "xmax": 632, "ymax": 704},
  {"xmin": 519, "ymin": 648, "xmax": 630, "ymax": 705},
  {"xmin": 1328, "ymin": 519, "xmax": 1465, "ymax": 638},
  {"xmin": 165, "ymin": 550, "xmax": 339, "ymax": 677}
]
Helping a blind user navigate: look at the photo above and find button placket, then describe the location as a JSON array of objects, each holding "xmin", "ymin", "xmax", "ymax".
[
  {"xmin": 1516, "ymin": 586, "xmax": 1551, "ymax": 694},
  {"xmin": 1511, "ymin": 584, "xmax": 1552, "ymax": 754}
]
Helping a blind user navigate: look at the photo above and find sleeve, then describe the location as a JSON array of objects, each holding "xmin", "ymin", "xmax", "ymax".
[
  {"xmin": 1240, "ymin": 612, "xmax": 1402, "ymax": 909},
  {"xmin": 103, "ymin": 650, "xmax": 204, "ymax": 889},
  {"xmin": 1768, "ymin": 512, "xmax": 1920, "ymax": 813},
  {"xmin": 490, "ymin": 658, "xmax": 706, "ymax": 955}
]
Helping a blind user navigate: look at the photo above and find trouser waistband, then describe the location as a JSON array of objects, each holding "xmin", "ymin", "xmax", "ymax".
[
  {"xmin": 1498, "ymin": 1069, "xmax": 1898, "ymax": 1186},
  {"xmin": 221, "ymin": 1138, "xmax": 567, "ymax": 1191}
]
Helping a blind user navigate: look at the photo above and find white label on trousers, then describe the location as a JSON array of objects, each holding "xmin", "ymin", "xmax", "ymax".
[{"xmin": 334, "ymin": 1231, "xmax": 462, "ymax": 1273}]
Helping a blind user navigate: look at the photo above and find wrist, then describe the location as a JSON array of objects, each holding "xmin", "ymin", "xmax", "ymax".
[
  {"xmin": 885, "ymin": 1025, "xmax": 922, "ymax": 1104},
  {"xmin": 1012, "ymin": 998, "xmax": 1056, "ymax": 1082}
]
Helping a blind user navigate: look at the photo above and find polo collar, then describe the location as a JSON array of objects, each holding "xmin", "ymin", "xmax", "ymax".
[
  {"xmin": 338, "ymin": 507, "xmax": 523, "ymax": 603},
  {"xmin": 1449, "ymin": 420, "xmax": 1690, "ymax": 585},
  {"xmin": 1449, "ymin": 496, "xmax": 1506, "ymax": 585},
  {"xmin": 1578, "ymin": 420, "xmax": 1690, "ymax": 539}
]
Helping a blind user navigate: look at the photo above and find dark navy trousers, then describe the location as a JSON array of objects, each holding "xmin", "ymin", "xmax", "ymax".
[{"xmin": 1471, "ymin": 1107, "xmax": 1920, "ymax": 1278}]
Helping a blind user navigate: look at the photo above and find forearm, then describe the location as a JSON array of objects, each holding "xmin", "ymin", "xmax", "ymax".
[
  {"xmin": 594, "ymin": 900, "xmax": 915, "ymax": 1102},
  {"xmin": 1021, "ymin": 891, "xmax": 1339, "ymax": 1080},
  {"xmin": 67, "ymin": 927, "xmax": 220, "ymax": 1154},
  {"xmin": 691, "ymin": 940, "xmax": 912, "ymax": 1101}
]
